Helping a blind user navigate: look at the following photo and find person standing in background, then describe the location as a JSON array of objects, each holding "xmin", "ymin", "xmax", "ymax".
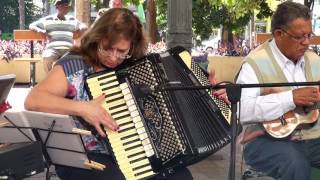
[
  {"xmin": 95, "ymin": 0, "xmax": 123, "ymax": 22},
  {"xmin": 109, "ymin": 0, "xmax": 123, "ymax": 8},
  {"xmin": 29, "ymin": 0, "xmax": 87, "ymax": 74}
]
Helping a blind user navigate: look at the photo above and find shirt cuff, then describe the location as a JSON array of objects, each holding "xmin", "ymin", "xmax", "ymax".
[{"xmin": 278, "ymin": 90, "xmax": 296, "ymax": 113}]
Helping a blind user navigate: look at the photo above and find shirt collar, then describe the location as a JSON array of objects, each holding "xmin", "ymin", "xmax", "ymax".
[
  {"xmin": 269, "ymin": 39, "xmax": 305, "ymax": 69},
  {"xmin": 53, "ymin": 13, "xmax": 66, "ymax": 20}
]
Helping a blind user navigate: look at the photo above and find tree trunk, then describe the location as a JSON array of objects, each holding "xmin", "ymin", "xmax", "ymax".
[
  {"xmin": 104, "ymin": 0, "xmax": 109, "ymax": 7},
  {"xmin": 19, "ymin": 0, "xmax": 25, "ymax": 29},
  {"xmin": 146, "ymin": 0, "xmax": 158, "ymax": 44},
  {"xmin": 304, "ymin": 0, "xmax": 314, "ymax": 10},
  {"xmin": 221, "ymin": 25, "xmax": 234, "ymax": 53},
  {"xmin": 75, "ymin": 0, "xmax": 91, "ymax": 26},
  {"xmin": 42, "ymin": 0, "xmax": 50, "ymax": 16},
  {"xmin": 221, "ymin": 26, "xmax": 234, "ymax": 44}
]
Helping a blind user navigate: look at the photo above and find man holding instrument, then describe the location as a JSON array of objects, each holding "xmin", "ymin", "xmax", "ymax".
[
  {"xmin": 29, "ymin": 0, "xmax": 87, "ymax": 74},
  {"xmin": 237, "ymin": 1, "xmax": 320, "ymax": 180}
]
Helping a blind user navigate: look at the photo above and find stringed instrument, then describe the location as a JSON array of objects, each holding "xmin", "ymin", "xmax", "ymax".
[{"xmin": 263, "ymin": 103, "xmax": 320, "ymax": 138}]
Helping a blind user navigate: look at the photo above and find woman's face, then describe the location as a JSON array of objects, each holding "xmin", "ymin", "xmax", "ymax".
[{"xmin": 97, "ymin": 38, "xmax": 131, "ymax": 68}]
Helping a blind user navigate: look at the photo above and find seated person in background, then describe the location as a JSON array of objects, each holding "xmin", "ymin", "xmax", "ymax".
[
  {"xmin": 29, "ymin": 0, "xmax": 87, "ymax": 74},
  {"xmin": 25, "ymin": 8, "xmax": 192, "ymax": 180},
  {"xmin": 237, "ymin": 1, "xmax": 320, "ymax": 180}
]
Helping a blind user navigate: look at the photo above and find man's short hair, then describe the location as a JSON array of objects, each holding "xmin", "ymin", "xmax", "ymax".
[
  {"xmin": 271, "ymin": 1, "xmax": 311, "ymax": 34},
  {"xmin": 54, "ymin": 0, "xmax": 69, "ymax": 6}
]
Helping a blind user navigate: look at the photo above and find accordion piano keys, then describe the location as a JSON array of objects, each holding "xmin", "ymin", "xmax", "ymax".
[{"xmin": 87, "ymin": 75, "xmax": 156, "ymax": 180}]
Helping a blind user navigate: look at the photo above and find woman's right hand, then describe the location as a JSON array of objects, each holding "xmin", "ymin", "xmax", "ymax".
[{"xmin": 79, "ymin": 94, "xmax": 119, "ymax": 137}]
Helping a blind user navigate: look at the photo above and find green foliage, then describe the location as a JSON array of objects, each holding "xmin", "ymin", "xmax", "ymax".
[
  {"xmin": 193, "ymin": 1, "xmax": 224, "ymax": 40},
  {"xmin": 192, "ymin": 0, "xmax": 273, "ymax": 40},
  {"xmin": 0, "ymin": 0, "xmax": 42, "ymax": 33},
  {"xmin": 153, "ymin": 0, "xmax": 272, "ymax": 41},
  {"xmin": 155, "ymin": 0, "xmax": 167, "ymax": 30},
  {"xmin": 256, "ymin": 0, "xmax": 273, "ymax": 19},
  {"xmin": 1, "ymin": 33, "xmax": 13, "ymax": 40},
  {"xmin": 91, "ymin": 0, "xmax": 141, "ymax": 9}
]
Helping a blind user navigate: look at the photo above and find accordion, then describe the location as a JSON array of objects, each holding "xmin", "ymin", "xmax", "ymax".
[{"xmin": 85, "ymin": 46, "xmax": 231, "ymax": 180}]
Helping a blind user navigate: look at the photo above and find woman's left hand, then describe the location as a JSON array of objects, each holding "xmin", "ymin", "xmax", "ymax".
[
  {"xmin": 212, "ymin": 88, "xmax": 230, "ymax": 104},
  {"xmin": 208, "ymin": 69, "xmax": 230, "ymax": 104}
]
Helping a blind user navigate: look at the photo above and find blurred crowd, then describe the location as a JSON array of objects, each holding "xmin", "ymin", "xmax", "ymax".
[
  {"xmin": 0, "ymin": 40, "xmax": 46, "ymax": 62},
  {"xmin": 0, "ymin": 39, "xmax": 168, "ymax": 62},
  {"xmin": 197, "ymin": 38, "xmax": 253, "ymax": 57},
  {"xmin": 2, "ymin": 38, "xmax": 319, "ymax": 63}
]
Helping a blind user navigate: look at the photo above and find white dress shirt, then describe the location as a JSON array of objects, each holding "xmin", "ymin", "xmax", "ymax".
[{"xmin": 236, "ymin": 39, "xmax": 306, "ymax": 124}]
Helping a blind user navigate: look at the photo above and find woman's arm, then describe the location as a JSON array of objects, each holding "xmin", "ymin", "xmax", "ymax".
[{"xmin": 24, "ymin": 65, "xmax": 119, "ymax": 136}]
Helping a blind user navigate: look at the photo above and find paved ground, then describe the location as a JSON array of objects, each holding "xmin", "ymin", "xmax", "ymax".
[
  {"xmin": 24, "ymin": 145, "xmax": 248, "ymax": 180},
  {"xmin": 6, "ymin": 87, "xmax": 265, "ymax": 180}
]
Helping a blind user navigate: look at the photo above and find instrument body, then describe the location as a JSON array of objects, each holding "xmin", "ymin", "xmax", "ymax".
[
  {"xmin": 262, "ymin": 88, "xmax": 319, "ymax": 138},
  {"xmin": 263, "ymin": 104, "xmax": 319, "ymax": 138},
  {"xmin": 85, "ymin": 46, "xmax": 231, "ymax": 179}
]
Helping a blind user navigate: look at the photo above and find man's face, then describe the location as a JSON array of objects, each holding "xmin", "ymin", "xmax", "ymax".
[
  {"xmin": 111, "ymin": 0, "xmax": 123, "ymax": 8},
  {"xmin": 274, "ymin": 18, "xmax": 313, "ymax": 62},
  {"xmin": 57, "ymin": 3, "xmax": 70, "ymax": 15}
]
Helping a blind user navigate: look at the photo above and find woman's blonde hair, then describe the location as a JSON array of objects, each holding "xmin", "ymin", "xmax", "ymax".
[{"xmin": 71, "ymin": 8, "xmax": 147, "ymax": 67}]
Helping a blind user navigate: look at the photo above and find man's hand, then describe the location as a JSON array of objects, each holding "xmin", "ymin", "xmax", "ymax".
[
  {"xmin": 293, "ymin": 87, "xmax": 320, "ymax": 106},
  {"xmin": 35, "ymin": 29, "xmax": 46, "ymax": 35}
]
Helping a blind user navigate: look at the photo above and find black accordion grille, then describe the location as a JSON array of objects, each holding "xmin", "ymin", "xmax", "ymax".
[
  {"xmin": 127, "ymin": 59, "xmax": 186, "ymax": 162},
  {"xmin": 190, "ymin": 61, "xmax": 231, "ymax": 124}
]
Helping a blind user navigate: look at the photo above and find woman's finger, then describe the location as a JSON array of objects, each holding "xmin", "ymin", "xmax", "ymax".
[{"xmin": 94, "ymin": 123, "xmax": 106, "ymax": 137}]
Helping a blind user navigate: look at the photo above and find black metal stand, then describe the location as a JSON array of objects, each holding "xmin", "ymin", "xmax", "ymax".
[
  {"xmin": 29, "ymin": 40, "xmax": 36, "ymax": 87},
  {"xmin": 32, "ymin": 120, "xmax": 56, "ymax": 180},
  {"xmin": 1, "ymin": 115, "xmax": 45, "ymax": 179},
  {"xmin": 226, "ymin": 84, "xmax": 241, "ymax": 180},
  {"xmin": 154, "ymin": 80, "xmax": 320, "ymax": 180}
]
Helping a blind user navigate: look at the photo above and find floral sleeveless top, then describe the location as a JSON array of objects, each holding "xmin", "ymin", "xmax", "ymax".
[{"xmin": 56, "ymin": 54, "xmax": 108, "ymax": 153}]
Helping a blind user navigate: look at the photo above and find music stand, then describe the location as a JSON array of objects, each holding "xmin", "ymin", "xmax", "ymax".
[
  {"xmin": 0, "ymin": 112, "xmax": 43, "ymax": 180},
  {"xmin": 0, "ymin": 110, "xmax": 106, "ymax": 180},
  {"xmin": 0, "ymin": 74, "xmax": 16, "ymax": 105}
]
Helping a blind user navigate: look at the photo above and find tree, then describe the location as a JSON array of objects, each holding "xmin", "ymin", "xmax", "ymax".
[
  {"xmin": 42, "ymin": 0, "xmax": 50, "ymax": 16},
  {"xmin": 204, "ymin": 0, "xmax": 273, "ymax": 45},
  {"xmin": 19, "ymin": 0, "xmax": 26, "ymax": 29},
  {"xmin": 154, "ymin": 0, "xmax": 272, "ymax": 46},
  {"xmin": 146, "ymin": 0, "xmax": 158, "ymax": 43},
  {"xmin": 0, "ymin": 0, "xmax": 41, "ymax": 33},
  {"xmin": 304, "ymin": 0, "xmax": 314, "ymax": 10}
]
